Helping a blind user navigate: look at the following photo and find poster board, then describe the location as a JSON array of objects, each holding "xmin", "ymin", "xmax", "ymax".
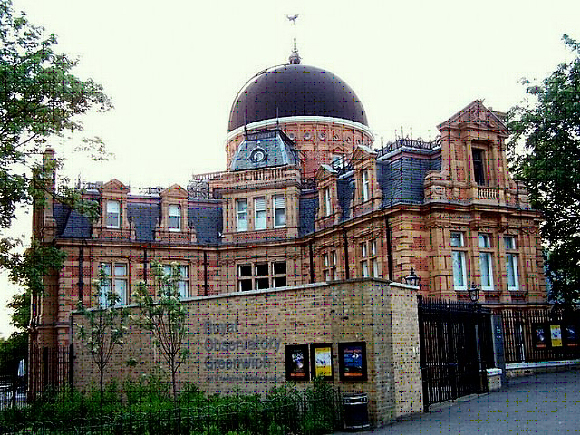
[
  {"xmin": 550, "ymin": 324, "xmax": 563, "ymax": 347},
  {"xmin": 310, "ymin": 344, "xmax": 333, "ymax": 380},
  {"xmin": 285, "ymin": 344, "xmax": 310, "ymax": 381},
  {"xmin": 563, "ymin": 324, "xmax": 578, "ymax": 347},
  {"xmin": 338, "ymin": 342, "xmax": 367, "ymax": 382},
  {"xmin": 533, "ymin": 324, "xmax": 548, "ymax": 348}
]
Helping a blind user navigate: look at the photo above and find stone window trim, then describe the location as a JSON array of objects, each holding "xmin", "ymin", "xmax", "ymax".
[
  {"xmin": 450, "ymin": 231, "xmax": 468, "ymax": 291},
  {"xmin": 237, "ymin": 261, "xmax": 287, "ymax": 292},
  {"xmin": 98, "ymin": 261, "xmax": 129, "ymax": 306}
]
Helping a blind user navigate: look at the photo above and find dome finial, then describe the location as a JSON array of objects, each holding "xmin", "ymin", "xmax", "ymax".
[{"xmin": 286, "ymin": 14, "xmax": 301, "ymax": 64}]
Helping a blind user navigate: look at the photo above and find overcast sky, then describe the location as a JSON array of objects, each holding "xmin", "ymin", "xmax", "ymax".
[{"xmin": 1, "ymin": 0, "xmax": 578, "ymax": 337}]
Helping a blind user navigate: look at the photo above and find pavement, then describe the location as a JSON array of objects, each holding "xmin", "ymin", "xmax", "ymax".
[{"xmin": 335, "ymin": 370, "xmax": 580, "ymax": 434}]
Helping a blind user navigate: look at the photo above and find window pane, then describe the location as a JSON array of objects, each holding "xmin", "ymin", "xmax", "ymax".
[
  {"xmin": 168, "ymin": 205, "xmax": 180, "ymax": 229},
  {"xmin": 507, "ymin": 254, "xmax": 518, "ymax": 289},
  {"xmin": 274, "ymin": 207, "xmax": 285, "ymax": 227},
  {"xmin": 114, "ymin": 279, "xmax": 127, "ymax": 305},
  {"xmin": 106, "ymin": 201, "xmax": 120, "ymax": 228},
  {"xmin": 504, "ymin": 236, "xmax": 516, "ymax": 250},
  {"xmin": 452, "ymin": 251, "xmax": 465, "ymax": 288},
  {"xmin": 236, "ymin": 199, "xmax": 247, "ymax": 212},
  {"xmin": 361, "ymin": 243, "xmax": 367, "ymax": 258},
  {"xmin": 450, "ymin": 232, "xmax": 463, "ymax": 247},
  {"xmin": 372, "ymin": 259, "xmax": 379, "ymax": 277},
  {"xmin": 178, "ymin": 281, "xmax": 188, "ymax": 298},
  {"xmin": 255, "ymin": 209, "xmax": 267, "ymax": 230},
  {"xmin": 274, "ymin": 276, "xmax": 286, "ymax": 287},
  {"xmin": 256, "ymin": 277, "xmax": 269, "ymax": 289},
  {"xmin": 479, "ymin": 253, "xmax": 492, "ymax": 288},
  {"xmin": 478, "ymin": 234, "xmax": 490, "ymax": 248},
  {"xmin": 114, "ymin": 264, "xmax": 127, "ymax": 276},
  {"xmin": 255, "ymin": 263, "xmax": 268, "ymax": 276},
  {"xmin": 273, "ymin": 262, "xmax": 286, "ymax": 275},
  {"xmin": 239, "ymin": 279, "xmax": 252, "ymax": 291},
  {"xmin": 100, "ymin": 263, "xmax": 111, "ymax": 276},
  {"xmin": 371, "ymin": 240, "xmax": 377, "ymax": 256},
  {"xmin": 362, "ymin": 260, "xmax": 368, "ymax": 277},
  {"xmin": 179, "ymin": 266, "xmax": 188, "ymax": 278},
  {"xmin": 323, "ymin": 254, "xmax": 329, "ymax": 267},
  {"xmin": 238, "ymin": 265, "xmax": 252, "ymax": 277}
]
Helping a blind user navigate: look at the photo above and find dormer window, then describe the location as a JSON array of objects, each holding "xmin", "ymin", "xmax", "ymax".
[
  {"xmin": 106, "ymin": 200, "xmax": 121, "ymax": 228},
  {"xmin": 472, "ymin": 149, "xmax": 486, "ymax": 186},
  {"xmin": 168, "ymin": 204, "xmax": 181, "ymax": 231},
  {"xmin": 362, "ymin": 169, "xmax": 370, "ymax": 202}
]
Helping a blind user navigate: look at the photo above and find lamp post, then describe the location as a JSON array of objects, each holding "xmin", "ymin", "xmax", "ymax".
[
  {"xmin": 404, "ymin": 268, "xmax": 421, "ymax": 287},
  {"xmin": 468, "ymin": 282, "xmax": 480, "ymax": 304}
]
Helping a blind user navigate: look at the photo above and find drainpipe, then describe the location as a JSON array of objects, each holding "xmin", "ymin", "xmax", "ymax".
[
  {"xmin": 78, "ymin": 246, "xmax": 84, "ymax": 302},
  {"xmin": 143, "ymin": 246, "xmax": 148, "ymax": 283},
  {"xmin": 309, "ymin": 239, "xmax": 315, "ymax": 284},
  {"xmin": 343, "ymin": 229, "xmax": 350, "ymax": 280},
  {"xmin": 385, "ymin": 216, "xmax": 393, "ymax": 280},
  {"xmin": 203, "ymin": 251, "xmax": 209, "ymax": 296}
]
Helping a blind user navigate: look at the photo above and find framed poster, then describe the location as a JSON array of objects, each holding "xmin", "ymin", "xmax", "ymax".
[
  {"xmin": 310, "ymin": 344, "xmax": 333, "ymax": 381},
  {"xmin": 550, "ymin": 324, "xmax": 563, "ymax": 347},
  {"xmin": 285, "ymin": 344, "xmax": 310, "ymax": 381},
  {"xmin": 563, "ymin": 324, "xmax": 578, "ymax": 347},
  {"xmin": 338, "ymin": 342, "xmax": 367, "ymax": 382},
  {"xmin": 533, "ymin": 324, "xmax": 548, "ymax": 348}
]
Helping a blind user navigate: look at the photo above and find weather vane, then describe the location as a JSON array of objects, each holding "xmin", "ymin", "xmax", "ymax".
[{"xmin": 286, "ymin": 14, "xmax": 301, "ymax": 64}]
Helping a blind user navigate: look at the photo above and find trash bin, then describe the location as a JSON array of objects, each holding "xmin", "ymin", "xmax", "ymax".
[{"xmin": 342, "ymin": 393, "xmax": 370, "ymax": 430}]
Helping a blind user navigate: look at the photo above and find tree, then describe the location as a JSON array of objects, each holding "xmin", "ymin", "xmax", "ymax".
[
  {"xmin": 133, "ymin": 262, "xmax": 190, "ymax": 403},
  {"xmin": 76, "ymin": 268, "xmax": 129, "ymax": 399},
  {"xmin": 0, "ymin": 0, "xmax": 111, "ymax": 340},
  {"xmin": 507, "ymin": 34, "xmax": 580, "ymax": 305}
]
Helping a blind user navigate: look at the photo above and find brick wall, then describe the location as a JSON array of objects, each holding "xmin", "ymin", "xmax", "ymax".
[{"xmin": 71, "ymin": 278, "xmax": 422, "ymax": 425}]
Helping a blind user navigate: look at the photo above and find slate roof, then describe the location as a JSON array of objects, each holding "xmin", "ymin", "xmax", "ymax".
[
  {"xmin": 298, "ymin": 195, "xmax": 318, "ymax": 237},
  {"xmin": 52, "ymin": 146, "xmax": 441, "ymax": 243},
  {"xmin": 127, "ymin": 203, "xmax": 159, "ymax": 241},
  {"xmin": 230, "ymin": 130, "xmax": 298, "ymax": 171},
  {"xmin": 377, "ymin": 156, "xmax": 441, "ymax": 207},
  {"xmin": 188, "ymin": 204, "xmax": 222, "ymax": 245}
]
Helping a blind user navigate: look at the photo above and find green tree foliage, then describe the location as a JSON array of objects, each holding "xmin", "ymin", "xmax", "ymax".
[
  {"xmin": 76, "ymin": 269, "xmax": 129, "ymax": 397},
  {"xmin": 133, "ymin": 262, "xmax": 190, "ymax": 403},
  {"xmin": 508, "ymin": 35, "xmax": 580, "ymax": 305},
  {"xmin": 0, "ymin": 0, "xmax": 111, "ymax": 350}
]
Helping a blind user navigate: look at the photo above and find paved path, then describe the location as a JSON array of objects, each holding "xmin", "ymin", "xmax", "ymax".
[{"xmin": 336, "ymin": 370, "xmax": 580, "ymax": 434}]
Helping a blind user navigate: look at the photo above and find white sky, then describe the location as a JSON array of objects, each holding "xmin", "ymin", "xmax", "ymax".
[{"xmin": 1, "ymin": 0, "xmax": 579, "ymax": 337}]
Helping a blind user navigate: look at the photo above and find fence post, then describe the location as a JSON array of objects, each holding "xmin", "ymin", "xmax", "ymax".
[
  {"xmin": 68, "ymin": 343, "xmax": 74, "ymax": 389},
  {"xmin": 42, "ymin": 346, "xmax": 49, "ymax": 391},
  {"xmin": 490, "ymin": 314, "xmax": 507, "ymax": 385}
]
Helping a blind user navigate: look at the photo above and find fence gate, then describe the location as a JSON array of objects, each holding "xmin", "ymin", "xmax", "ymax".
[{"xmin": 418, "ymin": 297, "xmax": 493, "ymax": 411}]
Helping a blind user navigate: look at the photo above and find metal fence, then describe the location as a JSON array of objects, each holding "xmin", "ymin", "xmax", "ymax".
[
  {"xmin": 418, "ymin": 297, "xmax": 494, "ymax": 410},
  {"xmin": 0, "ymin": 388, "xmax": 342, "ymax": 435},
  {"xmin": 499, "ymin": 306, "xmax": 580, "ymax": 363}
]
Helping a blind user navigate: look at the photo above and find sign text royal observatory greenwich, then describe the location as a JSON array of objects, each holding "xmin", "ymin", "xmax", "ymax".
[{"xmin": 203, "ymin": 321, "xmax": 282, "ymax": 383}]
